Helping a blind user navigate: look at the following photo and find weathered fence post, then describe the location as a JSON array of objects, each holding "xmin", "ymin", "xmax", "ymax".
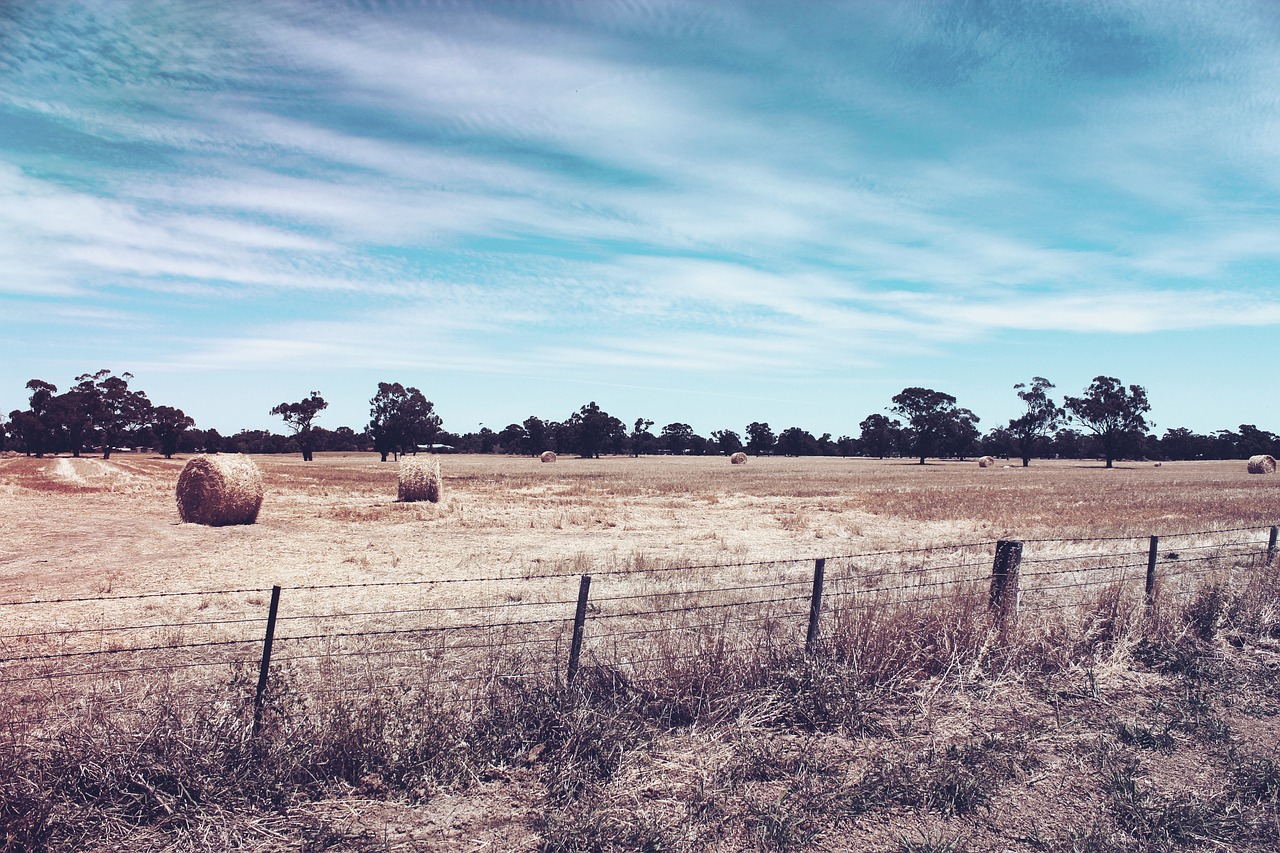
[
  {"xmin": 1146, "ymin": 535, "xmax": 1159, "ymax": 605},
  {"xmin": 252, "ymin": 585, "xmax": 282, "ymax": 739},
  {"xmin": 805, "ymin": 558, "xmax": 826, "ymax": 653},
  {"xmin": 989, "ymin": 540, "xmax": 1023, "ymax": 624},
  {"xmin": 1268, "ymin": 526, "xmax": 1277, "ymax": 566},
  {"xmin": 567, "ymin": 574, "xmax": 592, "ymax": 686}
]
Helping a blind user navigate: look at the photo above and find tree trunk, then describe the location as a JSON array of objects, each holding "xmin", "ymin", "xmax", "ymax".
[{"xmin": 1022, "ymin": 456, "xmax": 1030, "ymax": 467}]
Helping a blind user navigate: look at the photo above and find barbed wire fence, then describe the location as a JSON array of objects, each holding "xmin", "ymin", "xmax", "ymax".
[{"xmin": 1, "ymin": 524, "xmax": 1275, "ymax": 733}]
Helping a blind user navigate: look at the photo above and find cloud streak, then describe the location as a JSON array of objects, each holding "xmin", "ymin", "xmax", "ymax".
[{"xmin": 2, "ymin": 0, "xmax": 1279, "ymax": 431}]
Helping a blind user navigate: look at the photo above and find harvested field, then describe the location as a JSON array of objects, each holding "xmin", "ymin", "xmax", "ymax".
[{"xmin": 2, "ymin": 454, "xmax": 1279, "ymax": 852}]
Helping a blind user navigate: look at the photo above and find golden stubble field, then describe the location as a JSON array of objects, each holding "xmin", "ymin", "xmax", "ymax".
[
  {"xmin": 2, "ymin": 452, "xmax": 1276, "ymax": 606},
  {"xmin": 4, "ymin": 453, "xmax": 1280, "ymax": 852}
]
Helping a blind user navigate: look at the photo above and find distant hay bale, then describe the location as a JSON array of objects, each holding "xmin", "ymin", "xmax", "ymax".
[
  {"xmin": 175, "ymin": 455, "xmax": 263, "ymax": 526},
  {"xmin": 730, "ymin": 452, "xmax": 748, "ymax": 465},
  {"xmin": 1247, "ymin": 454, "xmax": 1276, "ymax": 474},
  {"xmin": 1154, "ymin": 462, "xmax": 1162, "ymax": 467},
  {"xmin": 399, "ymin": 456, "xmax": 442, "ymax": 502},
  {"xmin": 540, "ymin": 450, "xmax": 557, "ymax": 463},
  {"xmin": 978, "ymin": 456, "xmax": 995, "ymax": 468}
]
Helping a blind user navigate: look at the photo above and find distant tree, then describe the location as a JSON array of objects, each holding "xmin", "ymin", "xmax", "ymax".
[
  {"xmin": 271, "ymin": 391, "xmax": 328, "ymax": 461},
  {"xmin": 816, "ymin": 433, "xmax": 835, "ymax": 456},
  {"xmin": 745, "ymin": 422, "xmax": 775, "ymax": 456},
  {"xmin": 497, "ymin": 423, "xmax": 528, "ymax": 454},
  {"xmin": 47, "ymin": 389, "xmax": 96, "ymax": 457},
  {"xmin": 711, "ymin": 429, "xmax": 743, "ymax": 455},
  {"xmin": 858, "ymin": 414, "xmax": 899, "ymax": 459},
  {"xmin": 476, "ymin": 426, "xmax": 498, "ymax": 454},
  {"xmin": 1064, "ymin": 376, "xmax": 1152, "ymax": 468},
  {"xmin": 150, "ymin": 405, "xmax": 195, "ymax": 459},
  {"xmin": 73, "ymin": 370, "xmax": 152, "ymax": 458},
  {"xmin": 889, "ymin": 387, "xmax": 974, "ymax": 465},
  {"xmin": 400, "ymin": 389, "xmax": 442, "ymax": 452},
  {"xmin": 523, "ymin": 416, "xmax": 549, "ymax": 456},
  {"xmin": 1157, "ymin": 427, "xmax": 1198, "ymax": 461},
  {"xmin": 1007, "ymin": 377, "xmax": 1065, "ymax": 467},
  {"xmin": 367, "ymin": 383, "xmax": 441, "ymax": 461},
  {"xmin": 661, "ymin": 422, "xmax": 695, "ymax": 455},
  {"xmin": 567, "ymin": 402, "xmax": 625, "ymax": 458},
  {"xmin": 776, "ymin": 426, "xmax": 817, "ymax": 456},
  {"xmin": 836, "ymin": 435, "xmax": 858, "ymax": 457},
  {"xmin": 940, "ymin": 407, "xmax": 981, "ymax": 459},
  {"xmin": 1235, "ymin": 424, "xmax": 1278, "ymax": 458},
  {"xmin": 631, "ymin": 418, "xmax": 656, "ymax": 456},
  {"xmin": 979, "ymin": 426, "xmax": 1014, "ymax": 458},
  {"xmin": 7, "ymin": 410, "xmax": 38, "ymax": 456},
  {"xmin": 203, "ymin": 428, "xmax": 224, "ymax": 454},
  {"xmin": 14, "ymin": 380, "xmax": 58, "ymax": 457}
]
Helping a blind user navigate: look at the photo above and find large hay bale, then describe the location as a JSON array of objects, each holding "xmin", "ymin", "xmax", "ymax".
[
  {"xmin": 399, "ymin": 456, "xmax": 442, "ymax": 502},
  {"xmin": 176, "ymin": 455, "xmax": 263, "ymax": 526},
  {"xmin": 540, "ymin": 450, "xmax": 557, "ymax": 463},
  {"xmin": 978, "ymin": 455, "xmax": 996, "ymax": 468},
  {"xmin": 730, "ymin": 452, "xmax": 748, "ymax": 465},
  {"xmin": 1247, "ymin": 454, "xmax": 1276, "ymax": 474}
]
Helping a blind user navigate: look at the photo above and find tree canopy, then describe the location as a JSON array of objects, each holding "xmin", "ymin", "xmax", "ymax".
[
  {"xmin": 270, "ymin": 391, "xmax": 328, "ymax": 461},
  {"xmin": 367, "ymin": 383, "xmax": 442, "ymax": 461},
  {"xmin": 1008, "ymin": 377, "xmax": 1064, "ymax": 467},
  {"xmin": 889, "ymin": 387, "xmax": 979, "ymax": 464},
  {"xmin": 1064, "ymin": 376, "xmax": 1152, "ymax": 468}
]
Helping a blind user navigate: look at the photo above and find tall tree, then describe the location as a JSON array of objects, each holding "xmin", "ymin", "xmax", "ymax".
[
  {"xmin": 522, "ymin": 416, "xmax": 548, "ymax": 456},
  {"xmin": 777, "ymin": 426, "xmax": 817, "ymax": 456},
  {"xmin": 630, "ymin": 418, "xmax": 656, "ymax": 456},
  {"xmin": 16, "ymin": 380, "xmax": 58, "ymax": 457},
  {"xmin": 745, "ymin": 422, "xmax": 775, "ymax": 456},
  {"xmin": 889, "ymin": 387, "xmax": 974, "ymax": 465},
  {"xmin": 858, "ymin": 413, "xmax": 899, "ymax": 459},
  {"xmin": 150, "ymin": 406, "xmax": 195, "ymax": 459},
  {"xmin": 271, "ymin": 391, "xmax": 328, "ymax": 462},
  {"xmin": 1064, "ymin": 376, "xmax": 1151, "ymax": 468},
  {"xmin": 74, "ymin": 370, "xmax": 151, "ymax": 459},
  {"xmin": 711, "ymin": 429, "xmax": 743, "ymax": 455},
  {"xmin": 940, "ymin": 407, "xmax": 981, "ymax": 460},
  {"xmin": 497, "ymin": 423, "xmax": 528, "ymax": 454},
  {"xmin": 367, "ymin": 383, "xmax": 441, "ymax": 461},
  {"xmin": 660, "ymin": 422, "xmax": 694, "ymax": 455},
  {"xmin": 1007, "ymin": 377, "xmax": 1064, "ymax": 467},
  {"xmin": 566, "ymin": 402, "xmax": 625, "ymax": 458}
]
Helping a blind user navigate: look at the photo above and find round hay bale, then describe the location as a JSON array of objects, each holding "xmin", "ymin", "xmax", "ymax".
[
  {"xmin": 540, "ymin": 450, "xmax": 557, "ymax": 463},
  {"xmin": 730, "ymin": 451, "xmax": 748, "ymax": 465},
  {"xmin": 1247, "ymin": 454, "xmax": 1276, "ymax": 474},
  {"xmin": 176, "ymin": 455, "xmax": 263, "ymax": 526},
  {"xmin": 399, "ymin": 456, "xmax": 442, "ymax": 502},
  {"xmin": 978, "ymin": 455, "xmax": 995, "ymax": 468}
]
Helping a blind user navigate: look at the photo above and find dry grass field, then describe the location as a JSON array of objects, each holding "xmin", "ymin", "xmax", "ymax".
[{"xmin": 2, "ymin": 453, "xmax": 1279, "ymax": 852}]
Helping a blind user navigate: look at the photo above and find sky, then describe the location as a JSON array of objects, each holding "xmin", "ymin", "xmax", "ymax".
[{"xmin": 2, "ymin": 0, "xmax": 1279, "ymax": 439}]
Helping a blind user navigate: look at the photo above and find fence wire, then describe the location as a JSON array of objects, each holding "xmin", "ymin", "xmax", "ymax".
[{"xmin": 1, "ymin": 523, "xmax": 1274, "ymax": 728}]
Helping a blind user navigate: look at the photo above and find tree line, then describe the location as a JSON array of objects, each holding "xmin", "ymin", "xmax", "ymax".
[{"xmin": 2, "ymin": 372, "xmax": 1275, "ymax": 465}]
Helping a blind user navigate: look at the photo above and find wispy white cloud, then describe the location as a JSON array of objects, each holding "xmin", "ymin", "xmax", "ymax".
[{"xmin": 2, "ymin": 0, "xmax": 1279, "ymax": 431}]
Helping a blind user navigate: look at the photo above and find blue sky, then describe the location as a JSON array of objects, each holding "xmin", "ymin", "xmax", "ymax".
[{"xmin": 3, "ymin": 0, "xmax": 1279, "ymax": 438}]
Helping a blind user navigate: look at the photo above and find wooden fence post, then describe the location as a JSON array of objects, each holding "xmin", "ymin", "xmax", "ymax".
[
  {"xmin": 989, "ymin": 540, "xmax": 1023, "ymax": 624},
  {"xmin": 805, "ymin": 558, "xmax": 826, "ymax": 653},
  {"xmin": 1146, "ymin": 535, "xmax": 1159, "ymax": 605},
  {"xmin": 567, "ymin": 574, "xmax": 592, "ymax": 686},
  {"xmin": 252, "ymin": 585, "xmax": 282, "ymax": 739},
  {"xmin": 1268, "ymin": 526, "xmax": 1277, "ymax": 566}
]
